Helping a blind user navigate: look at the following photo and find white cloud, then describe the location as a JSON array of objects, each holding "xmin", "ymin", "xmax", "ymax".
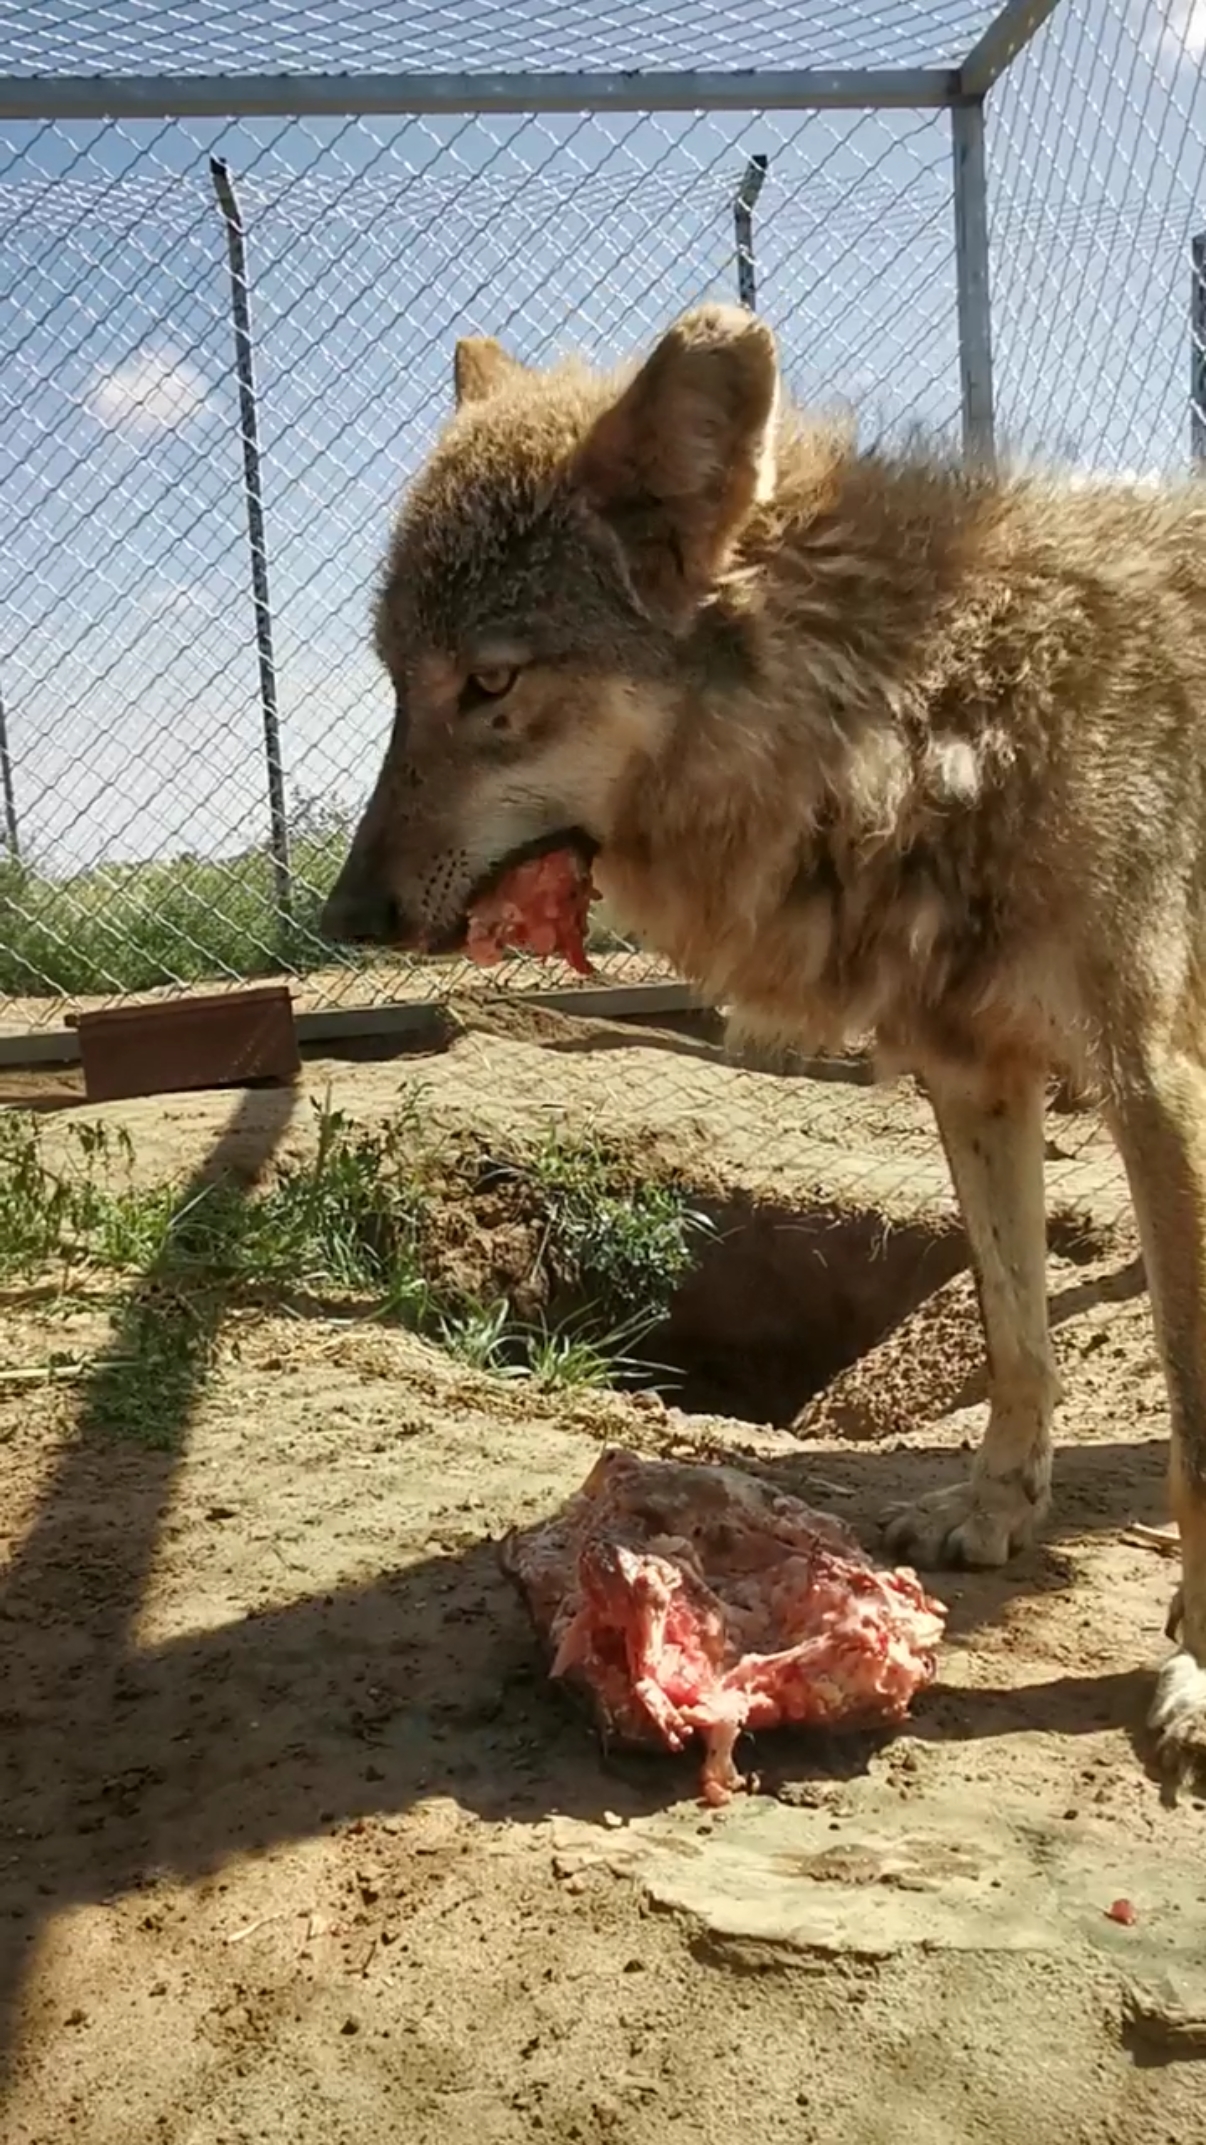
[
  {"xmin": 86, "ymin": 347, "xmax": 209, "ymax": 436},
  {"xmin": 1159, "ymin": 1, "xmax": 1206, "ymax": 64}
]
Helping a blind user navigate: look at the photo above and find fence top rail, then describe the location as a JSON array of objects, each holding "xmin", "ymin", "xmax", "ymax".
[
  {"xmin": 0, "ymin": 65, "xmax": 966, "ymax": 123},
  {"xmin": 959, "ymin": 0, "xmax": 1066, "ymax": 97}
]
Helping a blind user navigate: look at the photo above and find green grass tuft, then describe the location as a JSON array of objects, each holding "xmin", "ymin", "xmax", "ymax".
[
  {"xmin": 0, "ymin": 799, "xmax": 636, "ymax": 999},
  {"xmin": 0, "ymin": 1100, "xmax": 709, "ymax": 1434},
  {"xmin": 0, "ymin": 832, "xmax": 354, "ymax": 997}
]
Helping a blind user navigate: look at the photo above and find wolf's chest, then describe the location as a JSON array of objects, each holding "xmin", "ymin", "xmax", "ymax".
[{"xmin": 595, "ymin": 824, "xmax": 1024, "ymax": 1067}]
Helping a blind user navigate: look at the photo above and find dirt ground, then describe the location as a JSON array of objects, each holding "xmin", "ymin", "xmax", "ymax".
[{"xmin": 1, "ymin": 1010, "xmax": 1203, "ymax": 2144}]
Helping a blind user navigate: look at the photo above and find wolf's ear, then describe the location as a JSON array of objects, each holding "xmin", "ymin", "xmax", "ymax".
[
  {"xmin": 572, "ymin": 305, "xmax": 779, "ymax": 623},
  {"xmin": 453, "ymin": 336, "xmax": 527, "ymax": 408}
]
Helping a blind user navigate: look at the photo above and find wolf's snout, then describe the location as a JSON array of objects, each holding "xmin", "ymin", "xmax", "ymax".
[{"xmin": 320, "ymin": 877, "xmax": 408, "ymax": 948}]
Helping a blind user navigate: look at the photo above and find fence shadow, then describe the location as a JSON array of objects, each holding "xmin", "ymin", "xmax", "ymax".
[{"xmin": 0, "ymin": 1081, "xmax": 298, "ymax": 2084}]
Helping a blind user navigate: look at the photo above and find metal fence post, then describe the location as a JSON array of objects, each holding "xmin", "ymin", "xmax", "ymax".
[
  {"xmin": 734, "ymin": 153, "xmax": 768, "ymax": 311},
  {"xmin": 950, "ymin": 98, "xmax": 995, "ymax": 466},
  {"xmin": 1184, "ymin": 230, "xmax": 1193, "ymax": 469},
  {"xmin": 0, "ymin": 679, "xmax": 18, "ymax": 859},
  {"xmin": 209, "ymin": 155, "xmax": 293, "ymax": 935}
]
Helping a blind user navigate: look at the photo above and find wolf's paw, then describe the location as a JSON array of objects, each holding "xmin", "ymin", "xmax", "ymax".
[
  {"xmin": 1150, "ymin": 1646, "xmax": 1206, "ymax": 1798},
  {"xmin": 880, "ymin": 1472, "xmax": 1048, "ymax": 1570}
]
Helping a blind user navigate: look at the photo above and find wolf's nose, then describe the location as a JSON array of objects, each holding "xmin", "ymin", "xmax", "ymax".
[{"xmin": 320, "ymin": 884, "xmax": 406, "ymax": 946}]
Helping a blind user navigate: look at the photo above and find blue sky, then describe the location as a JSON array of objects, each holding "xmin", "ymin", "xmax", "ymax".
[{"xmin": 0, "ymin": 0, "xmax": 1204, "ymax": 879}]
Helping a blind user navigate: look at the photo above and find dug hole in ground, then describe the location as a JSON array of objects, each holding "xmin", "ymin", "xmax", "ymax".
[{"xmin": 0, "ymin": 998, "xmax": 1203, "ymax": 2145}]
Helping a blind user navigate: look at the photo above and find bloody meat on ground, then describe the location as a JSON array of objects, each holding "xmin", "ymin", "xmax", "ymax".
[{"xmin": 501, "ymin": 1449, "xmax": 946, "ymax": 1803}]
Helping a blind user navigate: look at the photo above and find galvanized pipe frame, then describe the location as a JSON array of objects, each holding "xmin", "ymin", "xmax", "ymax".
[
  {"xmin": 0, "ymin": 69, "xmax": 962, "ymax": 122},
  {"xmin": 0, "ymin": 4, "xmax": 1069, "ymax": 120},
  {"xmin": 0, "ymin": 0, "xmax": 1067, "ymax": 1069},
  {"xmin": 0, "ymin": 982, "xmax": 707, "ymax": 1069},
  {"xmin": 209, "ymin": 155, "xmax": 294, "ymax": 938},
  {"xmin": 951, "ymin": 97, "xmax": 995, "ymax": 466}
]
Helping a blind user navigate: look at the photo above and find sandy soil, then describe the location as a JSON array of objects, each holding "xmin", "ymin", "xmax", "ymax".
[{"xmin": 0, "ymin": 1015, "xmax": 1202, "ymax": 2144}]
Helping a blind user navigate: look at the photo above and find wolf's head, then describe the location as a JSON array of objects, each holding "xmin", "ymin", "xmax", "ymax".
[{"xmin": 321, "ymin": 304, "xmax": 781, "ymax": 952}]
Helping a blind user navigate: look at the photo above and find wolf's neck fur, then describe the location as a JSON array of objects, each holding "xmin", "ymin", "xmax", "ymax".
[
  {"xmin": 619, "ymin": 433, "xmax": 1013, "ymax": 862},
  {"xmin": 594, "ymin": 437, "xmax": 1082, "ymax": 1072}
]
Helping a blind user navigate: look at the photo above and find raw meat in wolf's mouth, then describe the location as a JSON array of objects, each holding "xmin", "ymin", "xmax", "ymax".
[
  {"xmin": 500, "ymin": 1449, "xmax": 946, "ymax": 1804},
  {"xmin": 465, "ymin": 848, "xmax": 596, "ymax": 976}
]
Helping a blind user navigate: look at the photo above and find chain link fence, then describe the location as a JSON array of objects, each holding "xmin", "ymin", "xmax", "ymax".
[
  {"xmin": 0, "ymin": 84, "xmax": 968, "ymax": 1033},
  {"xmin": 0, "ymin": 0, "xmax": 1201, "ymax": 1241},
  {"xmin": 988, "ymin": 0, "xmax": 1206, "ymax": 476}
]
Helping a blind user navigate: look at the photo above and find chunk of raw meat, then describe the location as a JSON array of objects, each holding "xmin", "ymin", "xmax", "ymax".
[
  {"xmin": 500, "ymin": 1449, "xmax": 946, "ymax": 1804},
  {"xmin": 466, "ymin": 848, "xmax": 595, "ymax": 976}
]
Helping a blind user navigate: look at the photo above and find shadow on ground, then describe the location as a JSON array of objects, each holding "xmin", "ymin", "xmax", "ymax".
[
  {"xmin": 0, "ymin": 1098, "xmax": 1175, "ymax": 2089},
  {"xmin": 0, "ymin": 1084, "xmax": 298, "ymax": 2081}
]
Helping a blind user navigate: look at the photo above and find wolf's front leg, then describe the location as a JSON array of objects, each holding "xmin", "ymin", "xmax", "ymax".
[
  {"xmin": 1109, "ymin": 1048, "xmax": 1206, "ymax": 1792},
  {"xmin": 881, "ymin": 1072, "xmax": 1060, "ymax": 1567}
]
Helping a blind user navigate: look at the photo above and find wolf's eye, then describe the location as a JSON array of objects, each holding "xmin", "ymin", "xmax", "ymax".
[{"xmin": 468, "ymin": 666, "xmax": 517, "ymax": 700}]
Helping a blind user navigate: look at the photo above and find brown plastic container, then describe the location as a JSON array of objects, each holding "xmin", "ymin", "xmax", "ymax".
[{"xmin": 74, "ymin": 985, "xmax": 300, "ymax": 1103}]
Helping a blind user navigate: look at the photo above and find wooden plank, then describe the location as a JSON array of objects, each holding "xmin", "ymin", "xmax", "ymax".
[{"xmin": 75, "ymin": 985, "xmax": 300, "ymax": 1102}]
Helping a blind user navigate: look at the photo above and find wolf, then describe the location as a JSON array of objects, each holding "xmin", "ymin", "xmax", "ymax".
[{"xmin": 322, "ymin": 303, "xmax": 1206, "ymax": 1791}]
